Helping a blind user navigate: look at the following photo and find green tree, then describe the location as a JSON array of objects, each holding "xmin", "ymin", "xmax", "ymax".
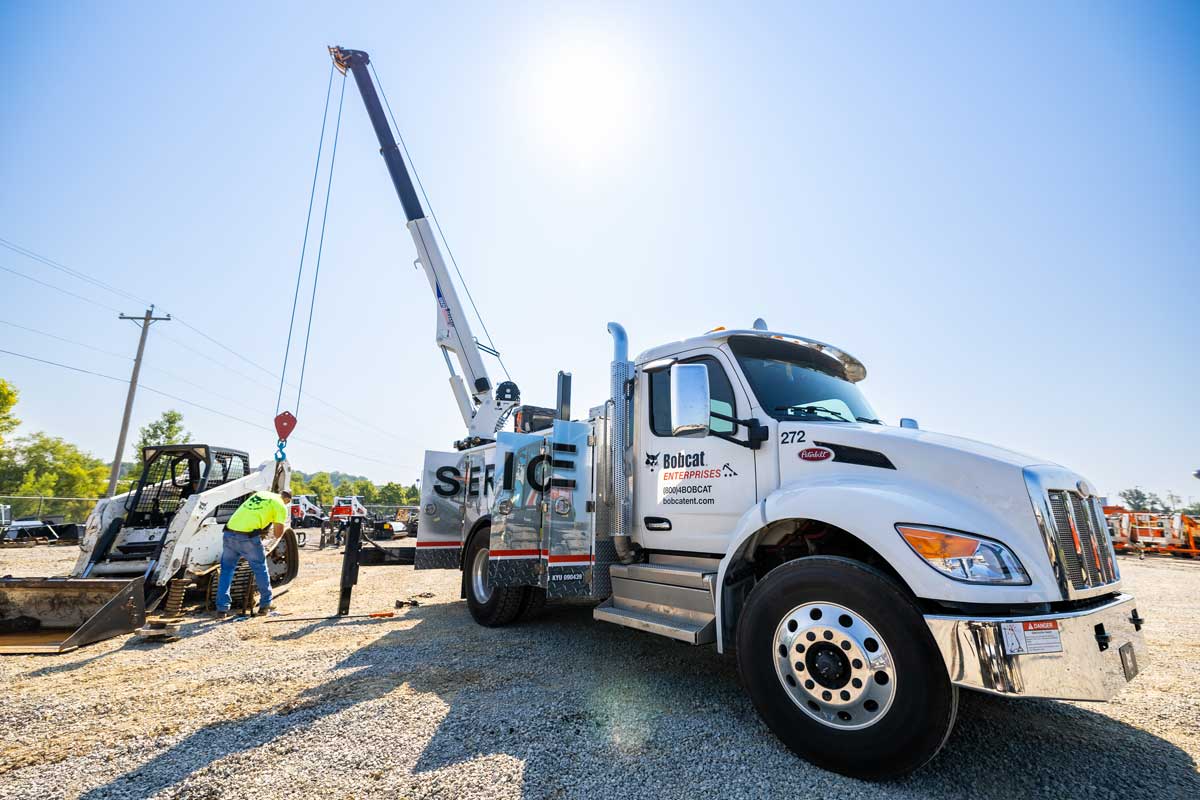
[
  {"xmin": 0, "ymin": 378, "xmax": 19, "ymax": 447},
  {"xmin": 306, "ymin": 472, "xmax": 334, "ymax": 505},
  {"xmin": 0, "ymin": 432, "xmax": 108, "ymax": 518},
  {"xmin": 290, "ymin": 472, "xmax": 310, "ymax": 497},
  {"xmin": 125, "ymin": 410, "xmax": 191, "ymax": 484},
  {"xmin": 376, "ymin": 482, "xmax": 406, "ymax": 505},
  {"xmin": 350, "ymin": 478, "xmax": 377, "ymax": 504},
  {"xmin": 403, "ymin": 482, "xmax": 420, "ymax": 505},
  {"xmin": 1118, "ymin": 488, "xmax": 1151, "ymax": 512}
]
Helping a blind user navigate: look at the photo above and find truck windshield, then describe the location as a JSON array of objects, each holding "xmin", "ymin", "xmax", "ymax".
[{"xmin": 729, "ymin": 336, "xmax": 879, "ymax": 424}]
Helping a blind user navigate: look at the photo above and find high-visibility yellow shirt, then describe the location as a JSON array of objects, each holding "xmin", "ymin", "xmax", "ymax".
[{"xmin": 227, "ymin": 491, "xmax": 288, "ymax": 533}]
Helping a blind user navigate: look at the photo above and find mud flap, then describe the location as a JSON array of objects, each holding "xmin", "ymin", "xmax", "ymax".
[{"xmin": 0, "ymin": 577, "xmax": 146, "ymax": 654}]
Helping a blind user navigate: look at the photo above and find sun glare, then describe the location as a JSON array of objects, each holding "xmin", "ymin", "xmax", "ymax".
[{"xmin": 524, "ymin": 37, "xmax": 644, "ymax": 169}]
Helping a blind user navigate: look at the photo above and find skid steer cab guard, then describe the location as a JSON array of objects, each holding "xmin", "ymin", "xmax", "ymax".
[{"xmin": 0, "ymin": 576, "xmax": 145, "ymax": 654}]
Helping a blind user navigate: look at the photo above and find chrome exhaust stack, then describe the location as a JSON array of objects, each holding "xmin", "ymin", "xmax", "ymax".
[{"xmin": 607, "ymin": 322, "xmax": 636, "ymax": 563}]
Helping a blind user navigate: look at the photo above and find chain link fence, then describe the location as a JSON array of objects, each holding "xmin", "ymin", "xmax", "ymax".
[{"xmin": 0, "ymin": 495, "xmax": 101, "ymax": 524}]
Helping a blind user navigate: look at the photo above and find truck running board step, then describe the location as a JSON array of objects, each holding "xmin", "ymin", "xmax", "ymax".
[
  {"xmin": 610, "ymin": 562, "xmax": 715, "ymax": 591},
  {"xmin": 593, "ymin": 601, "xmax": 716, "ymax": 645},
  {"xmin": 595, "ymin": 557, "xmax": 718, "ymax": 645}
]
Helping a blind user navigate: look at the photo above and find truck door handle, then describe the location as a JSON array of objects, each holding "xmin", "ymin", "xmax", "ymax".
[{"xmin": 644, "ymin": 516, "xmax": 672, "ymax": 531}]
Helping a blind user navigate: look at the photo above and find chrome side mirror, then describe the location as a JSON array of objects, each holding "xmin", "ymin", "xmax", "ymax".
[
  {"xmin": 900, "ymin": 418, "xmax": 919, "ymax": 430},
  {"xmin": 670, "ymin": 363, "xmax": 710, "ymax": 438}
]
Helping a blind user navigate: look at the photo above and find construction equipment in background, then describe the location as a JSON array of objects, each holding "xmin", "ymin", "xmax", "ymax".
[
  {"xmin": 380, "ymin": 505, "xmax": 419, "ymax": 539},
  {"xmin": 290, "ymin": 493, "xmax": 327, "ymax": 528},
  {"xmin": 330, "ymin": 495, "xmax": 369, "ymax": 529},
  {"xmin": 1104, "ymin": 506, "xmax": 1200, "ymax": 558},
  {"xmin": 0, "ymin": 444, "xmax": 301, "ymax": 654}
]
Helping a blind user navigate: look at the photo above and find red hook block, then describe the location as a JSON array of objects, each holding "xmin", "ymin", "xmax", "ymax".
[{"xmin": 274, "ymin": 411, "xmax": 298, "ymax": 441}]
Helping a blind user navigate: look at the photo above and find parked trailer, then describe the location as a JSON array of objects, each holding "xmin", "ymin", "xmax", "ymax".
[{"xmin": 332, "ymin": 45, "xmax": 1147, "ymax": 779}]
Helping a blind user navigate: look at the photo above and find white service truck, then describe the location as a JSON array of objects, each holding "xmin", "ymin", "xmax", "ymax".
[{"xmin": 333, "ymin": 46, "xmax": 1148, "ymax": 779}]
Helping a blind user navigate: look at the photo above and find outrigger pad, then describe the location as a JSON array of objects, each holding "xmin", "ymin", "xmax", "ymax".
[{"xmin": 0, "ymin": 576, "xmax": 146, "ymax": 655}]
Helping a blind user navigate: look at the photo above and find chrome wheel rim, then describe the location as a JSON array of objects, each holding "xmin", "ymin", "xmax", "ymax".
[
  {"xmin": 471, "ymin": 546, "xmax": 492, "ymax": 603},
  {"xmin": 772, "ymin": 601, "xmax": 896, "ymax": 730}
]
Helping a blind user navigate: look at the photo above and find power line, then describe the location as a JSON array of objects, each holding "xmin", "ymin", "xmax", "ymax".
[
  {"xmin": 0, "ymin": 347, "xmax": 414, "ymax": 469},
  {"xmin": 0, "ymin": 347, "xmax": 127, "ymax": 383},
  {"xmin": 369, "ymin": 62, "xmax": 511, "ymax": 382},
  {"xmin": 2, "ymin": 237, "xmax": 414, "ymax": 446},
  {"xmin": 1, "ymin": 317, "xmax": 323, "ymax": 435},
  {"xmin": 156, "ymin": 330, "xmax": 280, "ymax": 394},
  {"xmin": 0, "ymin": 237, "xmax": 153, "ymax": 307},
  {"xmin": 0, "ymin": 318, "xmax": 133, "ymax": 361},
  {"xmin": 0, "ymin": 263, "xmax": 122, "ymax": 313}
]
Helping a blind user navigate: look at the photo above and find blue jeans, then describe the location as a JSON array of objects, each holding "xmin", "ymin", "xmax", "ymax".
[{"xmin": 216, "ymin": 530, "xmax": 273, "ymax": 612}]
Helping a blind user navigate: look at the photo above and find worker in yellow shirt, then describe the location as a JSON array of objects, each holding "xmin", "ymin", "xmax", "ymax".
[{"xmin": 215, "ymin": 489, "xmax": 291, "ymax": 618}]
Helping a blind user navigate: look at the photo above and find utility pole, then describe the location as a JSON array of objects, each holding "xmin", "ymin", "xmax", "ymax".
[{"xmin": 106, "ymin": 306, "xmax": 171, "ymax": 497}]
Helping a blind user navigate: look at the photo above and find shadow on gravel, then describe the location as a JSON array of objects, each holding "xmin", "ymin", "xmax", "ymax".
[
  {"xmin": 78, "ymin": 599, "xmax": 1199, "ymax": 800},
  {"xmin": 19, "ymin": 621, "xmax": 212, "ymax": 679}
]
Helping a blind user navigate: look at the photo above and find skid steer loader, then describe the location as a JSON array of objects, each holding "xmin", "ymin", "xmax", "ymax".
[{"xmin": 0, "ymin": 444, "xmax": 300, "ymax": 654}]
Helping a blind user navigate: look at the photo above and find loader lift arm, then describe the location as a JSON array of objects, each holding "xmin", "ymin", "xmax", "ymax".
[{"xmin": 331, "ymin": 46, "xmax": 518, "ymax": 448}]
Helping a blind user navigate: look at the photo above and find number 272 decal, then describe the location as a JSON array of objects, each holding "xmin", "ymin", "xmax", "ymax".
[{"xmin": 780, "ymin": 430, "xmax": 806, "ymax": 445}]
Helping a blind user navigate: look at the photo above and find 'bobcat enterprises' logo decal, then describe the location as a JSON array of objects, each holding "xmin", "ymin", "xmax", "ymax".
[
  {"xmin": 656, "ymin": 451, "xmax": 732, "ymax": 482},
  {"xmin": 799, "ymin": 447, "xmax": 834, "ymax": 462}
]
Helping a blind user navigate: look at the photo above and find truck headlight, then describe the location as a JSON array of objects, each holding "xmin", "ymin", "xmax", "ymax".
[{"xmin": 897, "ymin": 524, "xmax": 1030, "ymax": 585}]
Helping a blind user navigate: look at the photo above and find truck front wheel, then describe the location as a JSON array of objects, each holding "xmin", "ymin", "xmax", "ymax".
[
  {"xmin": 735, "ymin": 556, "xmax": 957, "ymax": 780},
  {"xmin": 464, "ymin": 526, "xmax": 527, "ymax": 627}
]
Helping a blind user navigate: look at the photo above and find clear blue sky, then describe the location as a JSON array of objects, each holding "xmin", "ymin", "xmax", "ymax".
[{"xmin": 1, "ymin": 2, "xmax": 1197, "ymax": 502}]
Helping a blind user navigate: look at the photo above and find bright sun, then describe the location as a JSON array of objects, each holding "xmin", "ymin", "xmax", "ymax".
[{"xmin": 524, "ymin": 37, "xmax": 644, "ymax": 169}]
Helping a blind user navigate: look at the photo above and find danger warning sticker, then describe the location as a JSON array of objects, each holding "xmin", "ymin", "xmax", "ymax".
[{"xmin": 1000, "ymin": 619, "xmax": 1063, "ymax": 655}]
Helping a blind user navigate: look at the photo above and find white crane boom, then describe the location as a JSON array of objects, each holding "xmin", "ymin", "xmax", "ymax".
[{"xmin": 331, "ymin": 46, "xmax": 518, "ymax": 447}]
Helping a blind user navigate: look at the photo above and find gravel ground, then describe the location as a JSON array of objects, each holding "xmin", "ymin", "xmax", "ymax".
[{"xmin": 1, "ymin": 544, "xmax": 1197, "ymax": 800}]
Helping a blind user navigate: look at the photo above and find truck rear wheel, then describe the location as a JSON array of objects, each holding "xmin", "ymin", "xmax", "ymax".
[
  {"xmin": 735, "ymin": 556, "xmax": 957, "ymax": 780},
  {"xmin": 464, "ymin": 526, "xmax": 527, "ymax": 627}
]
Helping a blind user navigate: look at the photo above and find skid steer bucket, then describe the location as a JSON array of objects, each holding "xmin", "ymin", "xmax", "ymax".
[{"xmin": 0, "ymin": 577, "xmax": 145, "ymax": 654}]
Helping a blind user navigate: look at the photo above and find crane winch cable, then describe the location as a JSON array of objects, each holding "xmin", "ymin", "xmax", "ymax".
[
  {"xmin": 272, "ymin": 69, "xmax": 347, "ymax": 461},
  {"xmin": 368, "ymin": 61, "xmax": 511, "ymax": 382},
  {"xmin": 276, "ymin": 60, "xmax": 336, "ymax": 417}
]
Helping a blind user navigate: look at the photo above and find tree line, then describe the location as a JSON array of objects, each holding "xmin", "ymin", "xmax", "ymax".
[
  {"xmin": 1117, "ymin": 487, "xmax": 1200, "ymax": 516},
  {"xmin": 0, "ymin": 378, "xmax": 418, "ymax": 520}
]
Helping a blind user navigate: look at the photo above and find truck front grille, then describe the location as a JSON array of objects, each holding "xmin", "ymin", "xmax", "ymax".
[{"xmin": 1046, "ymin": 490, "xmax": 1119, "ymax": 590}]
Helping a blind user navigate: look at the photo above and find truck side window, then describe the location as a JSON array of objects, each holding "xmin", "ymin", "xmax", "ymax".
[{"xmin": 650, "ymin": 357, "xmax": 736, "ymax": 436}]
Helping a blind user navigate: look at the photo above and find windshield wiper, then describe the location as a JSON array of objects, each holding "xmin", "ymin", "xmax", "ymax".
[
  {"xmin": 775, "ymin": 405, "xmax": 850, "ymax": 422},
  {"xmin": 855, "ymin": 416, "xmax": 882, "ymax": 425}
]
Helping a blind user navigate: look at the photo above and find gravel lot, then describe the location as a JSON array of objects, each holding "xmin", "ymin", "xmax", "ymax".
[{"xmin": 1, "ymin": 544, "xmax": 1197, "ymax": 799}]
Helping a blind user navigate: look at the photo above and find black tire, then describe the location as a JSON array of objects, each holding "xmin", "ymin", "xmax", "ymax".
[
  {"xmin": 463, "ymin": 526, "xmax": 527, "ymax": 627},
  {"xmin": 735, "ymin": 556, "xmax": 957, "ymax": 780},
  {"xmin": 517, "ymin": 586, "xmax": 547, "ymax": 621}
]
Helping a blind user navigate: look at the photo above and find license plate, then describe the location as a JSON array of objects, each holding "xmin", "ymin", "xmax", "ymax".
[{"xmin": 1119, "ymin": 642, "xmax": 1139, "ymax": 681}]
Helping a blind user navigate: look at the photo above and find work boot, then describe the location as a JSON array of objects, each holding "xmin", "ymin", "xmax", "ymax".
[
  {"xmin": 257, "ymin": 604, "xmax": 276, "ymax": 616},
  {"xmin": 213, "ymin": 609, "xmax": 229, "ymax": 620}
]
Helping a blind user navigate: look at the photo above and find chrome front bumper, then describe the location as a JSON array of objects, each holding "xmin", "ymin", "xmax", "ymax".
[{"xmin": 924, "ymin": 593, "xmax": 1146, "ymax": 701}]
